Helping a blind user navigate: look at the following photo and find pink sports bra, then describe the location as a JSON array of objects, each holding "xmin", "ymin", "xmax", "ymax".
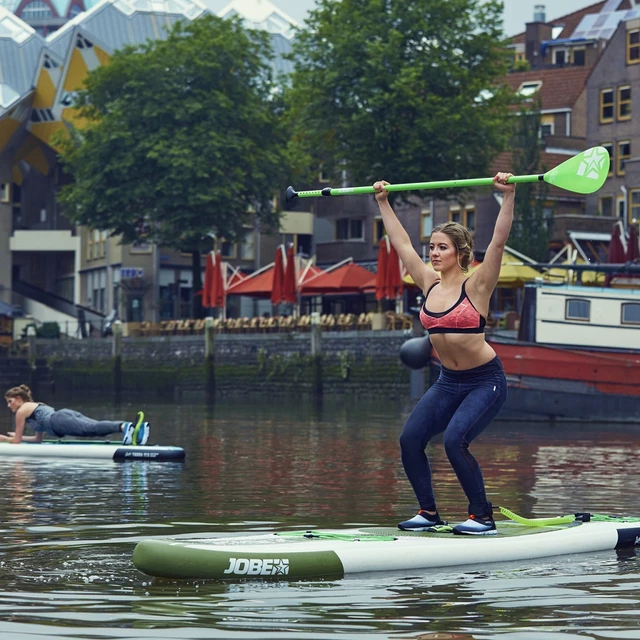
[{"xmin": 419, "ymin": 280, "xmax": 486, "ymax": 334}]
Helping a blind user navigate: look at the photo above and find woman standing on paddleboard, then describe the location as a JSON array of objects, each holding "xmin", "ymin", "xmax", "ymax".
[
  {"xmin": 1, "ymin": 385, "xmax": 150, "ymax": 445},
  {"xmin": 373, "ymin": 172, "xmax": 515, "ymax": 535}
]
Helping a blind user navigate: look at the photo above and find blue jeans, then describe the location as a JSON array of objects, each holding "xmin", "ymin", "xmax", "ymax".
[{"xmin": 399, "ymin": 356, "xmax": 507, "ymax": 517}]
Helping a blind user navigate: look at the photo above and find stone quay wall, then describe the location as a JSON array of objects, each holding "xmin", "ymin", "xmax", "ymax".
[{"xmin": 24, "ymin": 330, "xmax": 424, "ymax": 399}]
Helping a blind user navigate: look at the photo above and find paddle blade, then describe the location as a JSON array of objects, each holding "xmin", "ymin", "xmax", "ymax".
[{"xmin": 543, "ymin": 146, "xmax": 610, "ymax": 194}]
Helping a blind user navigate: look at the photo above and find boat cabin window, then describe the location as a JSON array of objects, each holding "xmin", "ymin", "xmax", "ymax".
[
  {"xmin": 565, "ymin": 299, "xmax": 590, "ymax": 321},
  {"xmin": 621, "ymin": 303, "xmax": 640, "ymax": 325}
]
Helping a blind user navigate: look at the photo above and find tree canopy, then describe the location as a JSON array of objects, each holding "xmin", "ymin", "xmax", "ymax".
[
  {"xmin": 509, "ymin": 103, "xmax": 553, "ymax": 262},
  {"xmin": 285, "ymin": 0, "xmax": 514, "ymax": 197},
  {"xmin": 57, "ymin": 14, "xmax": 289, "ymax": 252}
]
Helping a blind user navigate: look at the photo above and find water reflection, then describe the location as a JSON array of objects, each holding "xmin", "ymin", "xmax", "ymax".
[{"xmin": 0, "ymin": 395, "xmax": 637, "ymax": 638}]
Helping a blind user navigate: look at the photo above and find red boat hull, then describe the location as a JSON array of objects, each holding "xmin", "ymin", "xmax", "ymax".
[
  {"xmin": 489, "ymin": 340, "xmax": 640, "ymax": 398},
  {"xmin": 428, "ymin": 340, "xmax": 640, "ymax": 421}
]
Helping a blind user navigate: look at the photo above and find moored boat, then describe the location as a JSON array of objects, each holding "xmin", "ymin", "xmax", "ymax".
[{"xmin": 489, "ymin": 281, "xmax": 640, "ymax": 421}]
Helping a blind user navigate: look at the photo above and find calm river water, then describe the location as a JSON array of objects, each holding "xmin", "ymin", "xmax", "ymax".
[{"xmin": 0, "ymin": 394, "xmax": 638, "ymax": 640}]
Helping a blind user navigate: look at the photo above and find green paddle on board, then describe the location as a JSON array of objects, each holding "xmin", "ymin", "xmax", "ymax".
[{"xmin": 285, "ymin": 146, "xmax": 610, "ymax": 204}]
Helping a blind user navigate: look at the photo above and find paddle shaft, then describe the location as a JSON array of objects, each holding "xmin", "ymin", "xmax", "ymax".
[{"xmin": 293, "ymin": 174, "xmax": 542, "ymax": 199}]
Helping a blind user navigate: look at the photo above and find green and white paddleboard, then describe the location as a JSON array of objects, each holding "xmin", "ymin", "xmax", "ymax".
[{"xmin": 133, "ymin": 514, "xmax": 640, "ymax": 580}]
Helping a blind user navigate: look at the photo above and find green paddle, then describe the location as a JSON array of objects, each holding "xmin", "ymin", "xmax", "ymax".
[
  {"xmin": 499, "ymin": 506, "xmax": 640, "ymax": 527},
  {"xmin": 285, "ymin": 146, "xmax": 610, "ymax": 204}
]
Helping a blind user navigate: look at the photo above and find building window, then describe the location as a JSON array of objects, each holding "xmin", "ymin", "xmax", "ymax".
[
  {"xmin": 282, "ymin": 233, "xmax": 312, "ymax": 256},
  {"xmin": 420, "ymin": 209, "xmax": 433, "ymax": 241},
  {"xmin": 618, "ymin": 85, "xmax": 632, "ymax": 120},
  {"xmin": 622, "ymin": 303, "xmax": 640, "ymax": 325},
  {"xmin": 517, "ymin": 81, "xmax": 542, "ymax": 98},
  {"xmin": 373, "ymin": 217, "xmax": 385, "ymax": 245},
  {"xmin": 448, "ymin": 207, "xmax": 475, "ymax": 230},
  {"xmin": 572, "ymin": 48, "xmax": 585, "ymax": 66},
  {"xmin": 540, "ymin": 114, "xmax": 554, "ymax": 137},
  {"xmin": 630, "ymin": 189, "xmax": 640, "ymax": 223},
  {"xmin": 21, "ymin": 1, "xmax": 52, "ymax": 20},
  {"xmin": 220, "ymin": 240, "xmax": 236, "ymax": 259},
  {"xmin": 87, "ymin": 229, "xmax": 107, "ymax": 260},
  {"xmin": 565, "ymin": 299, "xmax": 590, "ymax": 321},
  {"xmin": 335, "ymin": 218, "xmax": 364, "ymax": 241},
  {"xmin": 238, "ymin": 231, "xmax": 255, "ymax": 261},
  {"xmin": 601, "ymin": 142, "xmax": 613, "ymax": 177},
  {"xmin": 617, "ymin": 140, "xmax": 631, "ymax": 176},
  {"xmin": 554, "ymin": 49, "xmax": 566, "ymax": 65},
  {"xmin": 600, "ymin": 89, "xmax": 614, "ymax": 123},
  {"xmin": 627, "ymin": 29, "xmax": 640, "ymax": 64},
  {"xmin": 465, "ymin": 207, "xmax": 476, "ymax": 231},
  {"xmin": 599, "ymin": 196, "xmax": 613, "ymax": 217}
]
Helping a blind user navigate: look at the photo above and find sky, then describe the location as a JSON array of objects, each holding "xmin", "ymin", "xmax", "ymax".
[{"xmin": 266, "ymin": 0, "xmax": 598, "ymax": 35}]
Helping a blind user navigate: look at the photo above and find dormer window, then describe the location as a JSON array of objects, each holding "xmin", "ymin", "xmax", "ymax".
[
  {"xmin": 572, "ymin": 48, "xmax": 585, "ymax": 66},
  {"xmin": 554, "ymin": 50, "xmax": 566, "ymax": 65}
]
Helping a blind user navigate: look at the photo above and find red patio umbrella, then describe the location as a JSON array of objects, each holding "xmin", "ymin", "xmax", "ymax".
[
  {"xmin": 627, "ymin": 224, "xmax": 639, "ymax": 263},
  {"xmin": 199, "ymin": 251, "xmax": 225, "ymax": 308},
  {"xmin": 375, "ymin": 238, "xmax": 389, "ymax": 301},
  {"xmin": 202, "ymin": 251, "xmax": 215, "ymax": 308},
  {"xmin": 282, "ymin": 244, "xmax": 297, "ymax": 304},
  {"xmin": 211, "ymin": 250, "xmax": 225, "ymax": 308},
  {"xmin": 605, "ymin": 224, "xmax": 626, "ymax": 286},
  {"xmin": 385, "ymin": 242, "xmax": 403, "ymax": 299},
  {"xmin": 301, "ymin": 262, "xmax": 375, "ymax": 295},
  {"xmin": 271, "ymin": 245, "xmax": 285, "ymax": 305}
]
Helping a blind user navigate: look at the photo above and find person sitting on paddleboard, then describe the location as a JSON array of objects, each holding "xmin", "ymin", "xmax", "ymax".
[
  {"xmin": 373, "ymin": 172, "xmax": 515, "ymax": 535},
  {"xmin": 0, "ymin": 385, "xmax": 150, "ymax": 445}
]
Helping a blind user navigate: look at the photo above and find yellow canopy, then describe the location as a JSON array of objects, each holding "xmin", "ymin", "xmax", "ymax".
[
  {"xmin": 543, "ymin": 259, "xmax": 606, "ymax": 285},
  {"xmin": 403, "ymin": 249, "xmax": 542, "ymax": 288}
]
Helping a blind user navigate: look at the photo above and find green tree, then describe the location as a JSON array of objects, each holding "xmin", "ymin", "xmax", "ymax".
[
  {"xmin": 285, "ymin": 0, "xmax": 513, "ymax": 197},
  {"xmin": 57, "ymin": 15, "xmax": 290, "ymax": 311},
  {"xmin": 509, "ymin": 103, "xmax": 553, "ymax": 261}
]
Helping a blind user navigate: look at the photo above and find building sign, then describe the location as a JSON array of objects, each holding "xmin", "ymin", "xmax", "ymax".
[{"xmin": 120, "ymin": 268, "xmax": 144, "ymax": 279}]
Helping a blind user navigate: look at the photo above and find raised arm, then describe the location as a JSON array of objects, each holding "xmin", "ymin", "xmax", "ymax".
[
  {"xmin": 373, "ymin": 181, "xmax": 438, "ymax": 292},
  {"xmin": 469, "ymin": 173, "xmax": 515, "ymax": 295}
]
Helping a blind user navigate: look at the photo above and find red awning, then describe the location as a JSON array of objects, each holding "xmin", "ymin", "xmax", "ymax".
[
  {"xmin": 227, "ymin": 265, "xmax": 276, "ymax": 298},
  {"xmin": 301, "ymin": 262, "xmax": 374, "ymax": 295},
  {"xmin": 227, "ymin": 260, "xmax": 324, "ymax": 298}
]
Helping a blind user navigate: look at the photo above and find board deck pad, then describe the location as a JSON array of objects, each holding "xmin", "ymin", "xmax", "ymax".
[{"xmin": 362, "ymin": 524, "xmax": 581, "ymax": 537}]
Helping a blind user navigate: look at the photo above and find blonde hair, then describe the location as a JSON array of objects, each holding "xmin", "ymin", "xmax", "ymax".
[
  {"xmin": 5, "ymin": 385, "xmax": 33, "ymax": 402},
  {"xmin": 431, "ymin": 222, "xmax": 475, "ymax": 272}
]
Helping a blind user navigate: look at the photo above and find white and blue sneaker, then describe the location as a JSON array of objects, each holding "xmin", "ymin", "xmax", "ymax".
[
  {"xmin": 121, "ymin": 422, "xmax": 134, "ymax": 445},
  {"xmin": 452, "ymin": 514, "xmax": 497, "ymax": 536},
  {"xmin": 135, "ymin": 422, "xmax": 150, "ymax": 446},
  {"xmin": 398, "ymin": 510, "xmax": 446, "ymax": 531}
]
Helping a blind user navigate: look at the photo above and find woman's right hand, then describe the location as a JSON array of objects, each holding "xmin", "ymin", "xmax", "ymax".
[{"xmin": 373, "ymin": 180, "xmax": 390, "ymax": 203}]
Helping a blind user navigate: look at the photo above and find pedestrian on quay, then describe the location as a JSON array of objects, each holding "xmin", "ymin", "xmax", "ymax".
[
  {"xmin": 1, "ymin": 384, "xmax": 149, "ymax": 445},
  {"xmin": 373, "ymin": 172, "xmax": 515, "ymax": 535}
]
